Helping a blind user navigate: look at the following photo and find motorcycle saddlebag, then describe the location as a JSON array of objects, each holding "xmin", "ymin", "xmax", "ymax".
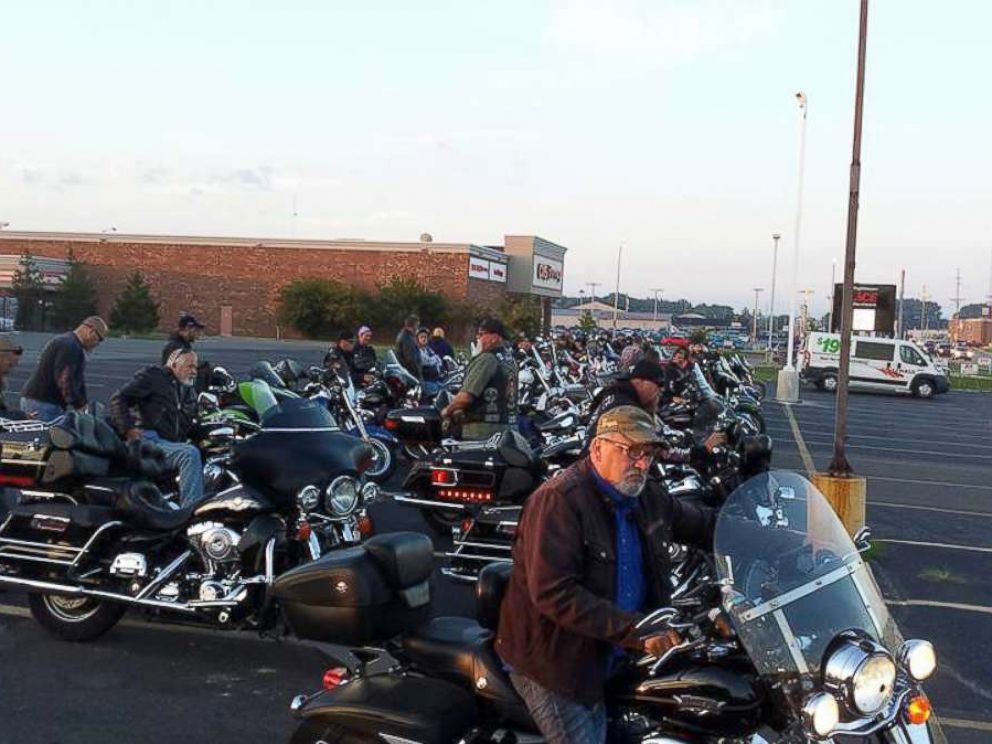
[
  {"xmin": 273, "ymin": 532, "xmax": 433, "ymax": 645},
  {"xmin": 296, "ymin": 674, "xmax": 476, "ymax": 744},
  {"xmin": 0, "ymin": 429, "xmax": 52, "ymax": 487},
  {"xmin": 384, "ymin": 407, "xmax": 443, "ymax": 444}
]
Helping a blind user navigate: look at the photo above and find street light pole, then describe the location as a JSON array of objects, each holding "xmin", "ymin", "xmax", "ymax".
[
  {"xmin": 828, "ymin": 0, "xmax": 870, "ymax": 477},
  {"xmin": 752, "ymin": 288, "xmax": 763, "ymax": 344},
  {"xmin": 767, "ymin": 233, "xmax": 780, "ymax": 351},
  {"xmin": 776, "ymin": 92, "xmax": 808, "ymax": 404},
  {"xmin": 611, "ymin": 245, "xmax": 623, "ymax": 331},
  {"xmin": 827, "ymin": 259, "xmax": 837, "ymax": 332},
  {"xmin": 650, "ymin": 288, "xmax": 664, "ymax": 324}
]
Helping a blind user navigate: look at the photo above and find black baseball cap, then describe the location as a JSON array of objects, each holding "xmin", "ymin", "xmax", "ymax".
[
  {"xmin": 477, "ymin": 317, "xmax": 507, "ymax": 338},
  {"xmin": 338, "ymin": 330, "xmax": 356, "ymax": 342},
  {"xmin": 628, "ymin": 359, "xmax": 666, "ymax": 386},
  {"xmin": 178, "ymin": 313, "xmax": 205, "ymax": 330}
]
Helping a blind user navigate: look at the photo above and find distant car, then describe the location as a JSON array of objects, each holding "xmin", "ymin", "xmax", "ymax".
[
  {"xmin": 951, "ymin": 343, "xmax": 975, "ymax": 361},
  {"xmin": 0, "ymin": 318, "xmax": 13, "ymax": 331},
  {"xmin": 935, "ymin": 343, "xmax": 951, "ymax": 358}
]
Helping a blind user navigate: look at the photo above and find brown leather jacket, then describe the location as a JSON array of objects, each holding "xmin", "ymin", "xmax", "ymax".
[{"xmin": 495, "ymin": 458, "xmax": 714, "ymax": 707}]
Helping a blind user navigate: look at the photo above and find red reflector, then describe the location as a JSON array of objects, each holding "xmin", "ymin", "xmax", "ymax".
[
  {"xmin": 357, "ymin": 515, "xmax": 375, "ymax": 537},
  {"xmin": 384, "ymin": 418, "xmax": 399, "ymax": 431},
  {"xmin": 322, "ymin": 667, "xmax": 350, "ymax": 690},
  {"xmin": 431, "ymin": 469, "xmax": 454, "ymax": 485},
  {"xmin": 297, "ymin": 522, "xmax": 312, "ymax": 541},
  {"xmin": 460, "ymin": 518, "xmax": 474, "ymax": 534},
  {"xmin": 0, "ymin": 474, "xmax": 36, "ymax": 487},
  {"xmin": 437, "ymin": 488, "xmax": 493, "ymax": 503}
]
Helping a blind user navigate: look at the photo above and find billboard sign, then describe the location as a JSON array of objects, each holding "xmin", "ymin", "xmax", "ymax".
[
  {"xmin": 832, "ymin": 283, "xmax": 897, "ymax": 334},
  {"xmin": 468, "ymin": 257, "xmax": 491, "ymax": 280},
  {"xmin": 533, "ymin": 257, "xmax": 563, "ymax": 291}
]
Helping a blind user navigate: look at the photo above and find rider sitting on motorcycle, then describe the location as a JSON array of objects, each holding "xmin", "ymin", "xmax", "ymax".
[
  {"xmin": 496, "ymin": 405, "xmax": 715, "ymax": 744},
  {"xmin": 663, "ymin": 345, "xmax": 692, "ymax": 403},
  {"xmin": 416, "ymin": 326, "xmax": 445, "ymax": 382},
  {"xmin": 352, "ymin": 326, "xmax": 377, "ymax": 385},
  {"xmin": 109, "ymin": 348, "xmax": 204, "ymax": 508},
  {"xmin": 586, "ymin": 360, "xmax": 726, "ymax": 462},
  {"xmin": 323, "ymin": 330, "xmax": 364, "ymax": 386}
]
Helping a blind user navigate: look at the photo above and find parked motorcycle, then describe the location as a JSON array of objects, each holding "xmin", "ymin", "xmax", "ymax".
[
  {"xmin": 0, "ymin": 398, "xmax": 380, "ymax": 642},
  {"xmin": 288, "ymin": 471, "xmax": 940, "ymax": 744}
]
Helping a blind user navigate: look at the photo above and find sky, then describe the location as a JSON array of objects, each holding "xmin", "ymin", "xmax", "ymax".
[{"xmin": 2, "ymin": 0, "xmax": 990, "ymax": 316}]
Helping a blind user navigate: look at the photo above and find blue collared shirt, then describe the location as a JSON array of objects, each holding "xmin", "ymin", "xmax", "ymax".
[{"xmin": 591, "ymin": 468, "xmax": 645, "ymax": 616}]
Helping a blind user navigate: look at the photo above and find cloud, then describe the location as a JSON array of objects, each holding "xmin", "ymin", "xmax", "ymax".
[
  {"xmin": 21, "ymin": 168, "xmax": 44, "ymax": 184},
  {"xmin": 230, "ymin": 166, "xmax": 275, "ymax": 190}
]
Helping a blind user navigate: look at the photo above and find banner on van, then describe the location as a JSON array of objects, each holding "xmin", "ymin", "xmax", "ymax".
[{"xmin": 831, "ymin": 283, "xmax": 897, "ymax": 334}]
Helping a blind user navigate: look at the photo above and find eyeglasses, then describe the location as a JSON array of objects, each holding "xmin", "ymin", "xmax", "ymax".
[{"xmin": 601, "ymin": 438, "xmax": 659, "ymax": 465}]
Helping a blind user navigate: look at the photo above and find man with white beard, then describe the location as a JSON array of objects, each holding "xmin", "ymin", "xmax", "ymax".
[
  {"xmin": 496, "ymin": 406, "xmax": 715, "ymax": 744},
  {"xmin": 110, "ymin": 348, "xmax": 204, "ymax": 507}
]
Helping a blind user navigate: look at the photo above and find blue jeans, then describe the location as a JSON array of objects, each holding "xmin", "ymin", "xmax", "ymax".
[
  {"xmin": 509, "ymin": 673, "xmax": 607, "ymax": 744},
  {"xmin": 20, "ymin": 398, "xmax": 66, "ymax": 422},
  {"xmin": 142, "ymin": 432, "xmax": 204, "ymax": 507}
]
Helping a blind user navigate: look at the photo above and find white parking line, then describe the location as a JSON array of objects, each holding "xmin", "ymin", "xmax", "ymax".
[
  {"xmin": 768, "ymin": 424, "xmax": 992, "ymax": 448},
  {"xmin": 783, "ymin": 405, "xmax": 815, "ymax": 476},
  {"xmin": 874, "ymin": 538, "xmax": 992, "ymax": 555},
  {"xmin": 870, "ymin": 501, "xmax": 992, "ymax": 519},
  {"xmin": 788, "ymin": 439, "xmax": 992, "ymax": 461},
  {"xmin": 887, "ymin": 598, "xmax": 992, "ymax": 615},
  {"xmin": 866, "ymin": 474, "xmax": 992, "ymax": 491},
  {"xmin": 940, "ymin": 717, "xmax": 992, "ymax": 732}
]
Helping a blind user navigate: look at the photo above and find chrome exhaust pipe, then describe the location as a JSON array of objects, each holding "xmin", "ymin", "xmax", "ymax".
[{"xmin": 0, "ymin": 573, "xmax": 199, "ymax": 613}]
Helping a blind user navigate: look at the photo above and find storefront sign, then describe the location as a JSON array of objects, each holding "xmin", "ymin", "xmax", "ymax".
[
  {"xmin": 469, "ymin": 257, "xmax": 491, "ymax": 280},
  {"xmin": 488, "ymin": 262, "xmax": 507, "ymax": 283},
  {"xmin": 533, "ymin": 257, "xmax": 563, "ymax": 291}
]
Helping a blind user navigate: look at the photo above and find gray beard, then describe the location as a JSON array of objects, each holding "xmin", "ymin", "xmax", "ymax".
[{"xmin": 615, "ymin": 473, "xmax": 647, "ymax": 498}]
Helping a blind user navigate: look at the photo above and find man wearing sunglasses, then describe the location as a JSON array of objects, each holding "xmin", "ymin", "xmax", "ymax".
[
  {"xmin": 440, "ymin": 317, "xmax": 517, "ymax": 440},
  {"xmin": 497, "ymin": 405, "xmax": 714, "ymax": 744},
  {"xmin": 20, "ymin": 316, "xmax": 107, "ymax": 421}
]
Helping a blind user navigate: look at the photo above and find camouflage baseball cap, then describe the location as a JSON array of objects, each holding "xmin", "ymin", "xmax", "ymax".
[{"xmin": 595, "ymin": 405, "xmax": 664, "ymax": 445}]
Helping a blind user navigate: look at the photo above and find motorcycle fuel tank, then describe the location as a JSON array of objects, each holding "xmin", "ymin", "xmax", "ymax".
[{"xmin": 618, "ymin": 659, "xmax": 763, "ymax": 738}]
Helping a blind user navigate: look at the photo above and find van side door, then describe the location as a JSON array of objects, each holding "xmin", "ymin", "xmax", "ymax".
[
  {"xmin": 852, "ymin": 340, "xmax": 898, "ymax": 392},
  {"xmin": 898, "ymin": 343, "xmax": 929, "ymax": 391}
]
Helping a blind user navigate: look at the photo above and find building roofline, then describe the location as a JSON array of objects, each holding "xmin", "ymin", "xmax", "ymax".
[{"xmin": 0, "ymin": 230, "xmax": 503, "ymax": 256}]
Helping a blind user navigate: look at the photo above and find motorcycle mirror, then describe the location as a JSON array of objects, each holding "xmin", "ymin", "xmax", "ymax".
[
  {"xmin": 208, "ymin": 426, "xmax": 235, "ymax": 438},
  {"xmin": 198, "ymin": 392, "xmax": 220, "ymax": 410},
  {"xmin": 853, "ymin": 526, "xmax": 872, "ymax": 553}
]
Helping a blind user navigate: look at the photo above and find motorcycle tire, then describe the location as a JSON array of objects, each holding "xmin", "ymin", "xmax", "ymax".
[
  {"xmin": 364, "ymin": 438, "xmax": 398, "ymax": 484},
  {"xmin": 290, "ymin": 721, "xmax": 376, "ymax": 744},
  {"xmin": 421, "ymin": 507, "xmax": 464, "ymax": 537},
  {"xmin": 753, "ymin": 381, "xmax": 767, "ymax": 401},
  {"xmin": 27, "ymin": 592, "xmax": 126, "ymax": 642}
]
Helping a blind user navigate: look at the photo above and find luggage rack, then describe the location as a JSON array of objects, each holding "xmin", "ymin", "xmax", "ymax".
[
  {"xmin": 0, "ymin": 512, "xmax": 122, "ymax": 568},
  {"xmin": 0, "ymin": 416, "xmax": 59, "ymax": 433},
  {"xmin": 441, "ymin": 510, "xmax": 518, "ymax": 583}
]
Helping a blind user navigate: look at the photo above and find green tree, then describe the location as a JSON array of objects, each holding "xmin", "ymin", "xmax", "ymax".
[
  {"xmin": 688, "ymin": 328, "xmax": 709, "ymax": 345},
  {"xmin": 110, "ymin": 271, "xmax": 160, "ymax": 334},
  {"xmin": 49, "ymin": 249, "xmax": 98, "ymax": 330},
  {"xmin": 11, "ymin": 251, "xmax": 46, "ymax": 331},
  {"xmin": 577, "ymin": 310, "xmax": 598, "ymax": 333},
  {"xmin": 499, "ymin": 295, "xmax": 544, "ymax": 338},
  {"xmin": 277, "ymin": 279, "xmax": 366, "ymax": 339},
  {"xmin": 371, "ymin": 278, "xmax": 447, "ymax": 330}
]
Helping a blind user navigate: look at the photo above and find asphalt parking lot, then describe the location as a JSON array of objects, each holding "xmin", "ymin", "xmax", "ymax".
[
  {"xmin": 765, "ymin": 387, "xmax": 992, "ymax": 743},
  {"xmin": 0, "ymin": 333, "xmax": 989, "ymax": 742}
]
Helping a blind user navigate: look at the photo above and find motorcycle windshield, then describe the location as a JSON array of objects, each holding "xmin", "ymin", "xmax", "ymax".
[
  {"xmin": 248, "ymin": 361, "xmax": 287, "ymax": 389},
  {"xmin": 383, "ymin": 350, "xmax": 420, "ymax": 386},
  {"xmin": 238, "ymin": 379, "xmax": 279, "ymax": 415},
  {"xmin": 260, "ymin": 397, "xmax": 340, "ymax": 430},
  {"xmin": 691, "ymin": 363, "xmax": 717, "ymax": 400},
  {"xmin": 714, "ymin": 471, "xmax": 900, "ymax": 683}
]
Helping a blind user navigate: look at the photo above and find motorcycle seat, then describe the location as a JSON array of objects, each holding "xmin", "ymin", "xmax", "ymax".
[
  {"xmin": 534, "ymin": 413, "xmax": 572, "ymax": 433},
  {"xmin": 401, "ymin": 562, "xmax": 533, "ymax": 729},
  {"xmin": 496, "ymin": 430, "xmax": 538, "ymax": 470},
  {"xmin": 112, "ymin": 480, "xmax": 192, "ymax": 531}
]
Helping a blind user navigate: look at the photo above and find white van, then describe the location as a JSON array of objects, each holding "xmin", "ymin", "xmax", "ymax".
[{"xmin": 801, "ymin": 333, "xmax": 950, "ymax": 399}]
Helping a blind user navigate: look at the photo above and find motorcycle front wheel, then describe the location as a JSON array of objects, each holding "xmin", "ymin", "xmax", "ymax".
[
  {"xmin": 290, "ymin": 722, "xmax": 377, "ymax": 744},
  {"xmin": 27, "ymin": 592, "xmax": 125, "ymax": 642}
]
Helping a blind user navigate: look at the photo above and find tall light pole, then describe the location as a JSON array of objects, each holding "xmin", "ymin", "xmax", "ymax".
[
  {"xmin": 611, "ymin": 245, "xmax": 623, "ymax": 331},
  {"xmin": 827, "ymin": 258, "xmax": 837, "ymax": 332},
  {"xmin": 922, "ymin": 284, "xmax": 929, "ymax": 334},
  {"xmin": 650, "ymin": 288, "xmax": 664, "ymax": 324},
  {"xmin": 767, "ymin": 233, "xmax": 781, "ymax": 351},
  {"xmin": 752, "ymin": 288, "xmax": 763, "ymax": 344},
  {"xmin": 585, "ymin": 282, "xmax": 601, "ymax": 302},
  {"xmin": 777, "ymin": 93, "xmax": 809, "ymax": 404},
  {"xmin": 897, "ymin": 268, "xmax": 906, "ymax": 339}
]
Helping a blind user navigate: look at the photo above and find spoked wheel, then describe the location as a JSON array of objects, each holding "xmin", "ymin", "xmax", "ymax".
[
  {"xmin": 364, "ymin": 438, "xmax": 397, "ymax": 483},
  {"xmin": 28, "ymin": 592, "xmax": 126, "ymax": 642}
]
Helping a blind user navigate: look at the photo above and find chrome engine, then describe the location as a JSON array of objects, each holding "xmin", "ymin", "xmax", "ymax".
[{"xmin": 187, "ymin": 522, "xmax": 241, "ymax": 565}]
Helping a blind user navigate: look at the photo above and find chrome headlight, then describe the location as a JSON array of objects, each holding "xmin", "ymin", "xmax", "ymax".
[
  {"xmin": 325, "ymin": 476, "xmax": 360, "ymax": 517},
  {"xmin": 361, "ymin": 481, "xmax": 381, "ymax": 505},
  {"xmin": 824, "ymin": 638, "xmax": 897, "ymax": 716},
  {"xmin": 801, "ymin": 692, "xmax": 839, "ymax": 740},
  {"xmin": 899, "ymin": 639, "xmax": 937, "ymax": 681},
  {"xmin": 296, "ymin": 485, "xmax": 321, "ymax": 512}
]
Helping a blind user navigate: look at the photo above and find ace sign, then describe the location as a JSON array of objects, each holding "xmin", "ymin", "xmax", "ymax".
[{"xmin": 532, "ymin": 257, "xmax": 563, "ymax": 291}]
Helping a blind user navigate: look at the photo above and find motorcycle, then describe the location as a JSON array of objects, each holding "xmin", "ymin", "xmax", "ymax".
[
  {"xmin": 288, "ymin": 471, "xmax": 940, "ymax": 744},
  {"xmin": 0, "ymin": 397, "xmax": 380, "ymax": 642}
]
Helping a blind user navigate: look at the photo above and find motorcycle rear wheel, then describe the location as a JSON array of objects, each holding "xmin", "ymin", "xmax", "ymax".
[
  {"xmin": 289, "ymin": 722, "xmax": 376, "ymax": 744},
  {"xmin": 28, "ymin": 592, "xmax": 126, "ymax": 642}
]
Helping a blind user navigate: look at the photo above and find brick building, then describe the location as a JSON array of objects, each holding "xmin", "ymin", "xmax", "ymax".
[
  {"xmin": 0, "ymin": 231, "xmax": 567, "ymax": 338},
  {"xmin": 950, "ymin": 314, "xmax": 992, "ymax": 346}
]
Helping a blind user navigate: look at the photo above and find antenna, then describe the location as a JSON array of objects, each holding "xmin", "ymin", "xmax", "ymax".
[{"xmin": 950, "ymin": 267, "xmax": 964, "ymax": 317}]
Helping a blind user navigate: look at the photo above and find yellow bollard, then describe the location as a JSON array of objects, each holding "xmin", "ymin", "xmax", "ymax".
[{"xmin": 811, "ymin": 473, "xmax": 867, "ymax": 538}]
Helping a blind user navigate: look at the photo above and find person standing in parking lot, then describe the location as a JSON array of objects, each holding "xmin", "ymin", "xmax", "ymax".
[
  {"xmin": 161, "ymin": 313, "xmax": 205, "ymax": 365},
  {"xmin": 395, "ymin": 314, "xmax": 422, "ymax": 380},
  {"xmin": 0, "ymin": 336, "xmax": 25, "ymax": 417},
  {"xmin": 20, "ymin": 316, "xmax": 107, "ymax": 421}
]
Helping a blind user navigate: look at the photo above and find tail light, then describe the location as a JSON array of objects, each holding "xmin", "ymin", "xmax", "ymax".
[
  {"xmin": 322, "ymin": 667, "xmax": 350, "ymax": 690},
  {"xmin": 384, "ymin": 418, "xmax": 399, "ymax": 431},
  {"xmin": 431, "ymin": 469, "xmax": 455, "ymax": 485},
  {"xmin": 0, "ymin": 474, "xmax": 36, "ymax": 487},
  {"xmin": 436, "ymin": 488, "xmax": 493, "ymax": 503},
  {"xmin": 297, "ymin": 522, "xmax": 312, "ymax": 541}
]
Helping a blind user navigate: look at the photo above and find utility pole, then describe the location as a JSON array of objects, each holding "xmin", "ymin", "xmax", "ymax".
[
  {"xmin": 826, "ymin": 263, "xmax": 834, "ymax": 331},
  {"xmin": 768, "ymin": 233, "xmax": 781, "ymax": 351},
  {"xmin": 752, "ymin": 288, "xmax": 763, "ymax": 344},
  {"xmin": 922, "ymin": 284, "xmax": 929, "ymax": 334},
  {"xmin": 828, "ymin": 0, "xmax": 870, "ymax": 478},
  {"xmin": 951, "ymin": 267, "xmax": 964, "ymax": 318},
  {"xmin": 585, "ymin": 282, "xmax": 601, "ymax": 302},
  {"xmin": 650, "ymin": 288, "xmax": 664, "ymax": 324},
  {"xmin": 612, "ymin": 245, "xmax": 623, "ymax": 331},
  {"xmin": 897, "ymin": 269, "xmax": 906, "ymax": 339}
]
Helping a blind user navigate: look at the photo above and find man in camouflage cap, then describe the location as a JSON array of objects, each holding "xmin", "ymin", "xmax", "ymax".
[{"xmin": 496, "ymin": 406, "xmax": 715, "ymax": 744}]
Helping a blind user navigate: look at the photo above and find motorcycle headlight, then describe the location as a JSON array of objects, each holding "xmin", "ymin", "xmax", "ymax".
[
  {"xmin": 361, "ymin": 481, "xmax": 381, "ymax": 505},
  {"xmin": 296, "ymin": 485, "xmax": 321, "ymax": 512},
  {"xmin": 825, "ymin": 639, "xmax": 897, "ymax": 716},
  {"xmin": 801, "ymin": 692, "xmax": 839, "ymax": 740},
  {"xmin": 898, "ymin": 639, "xmax": 937, "ymax": 681},
  {"xmin": 324, "ymin": 476, "xmax": 360, "ymax": 517}
]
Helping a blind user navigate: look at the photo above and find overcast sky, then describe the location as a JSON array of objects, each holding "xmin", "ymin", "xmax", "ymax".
[{"xmin": 2, "ymin": 1, "xmax": 989, "ymax": 315}]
